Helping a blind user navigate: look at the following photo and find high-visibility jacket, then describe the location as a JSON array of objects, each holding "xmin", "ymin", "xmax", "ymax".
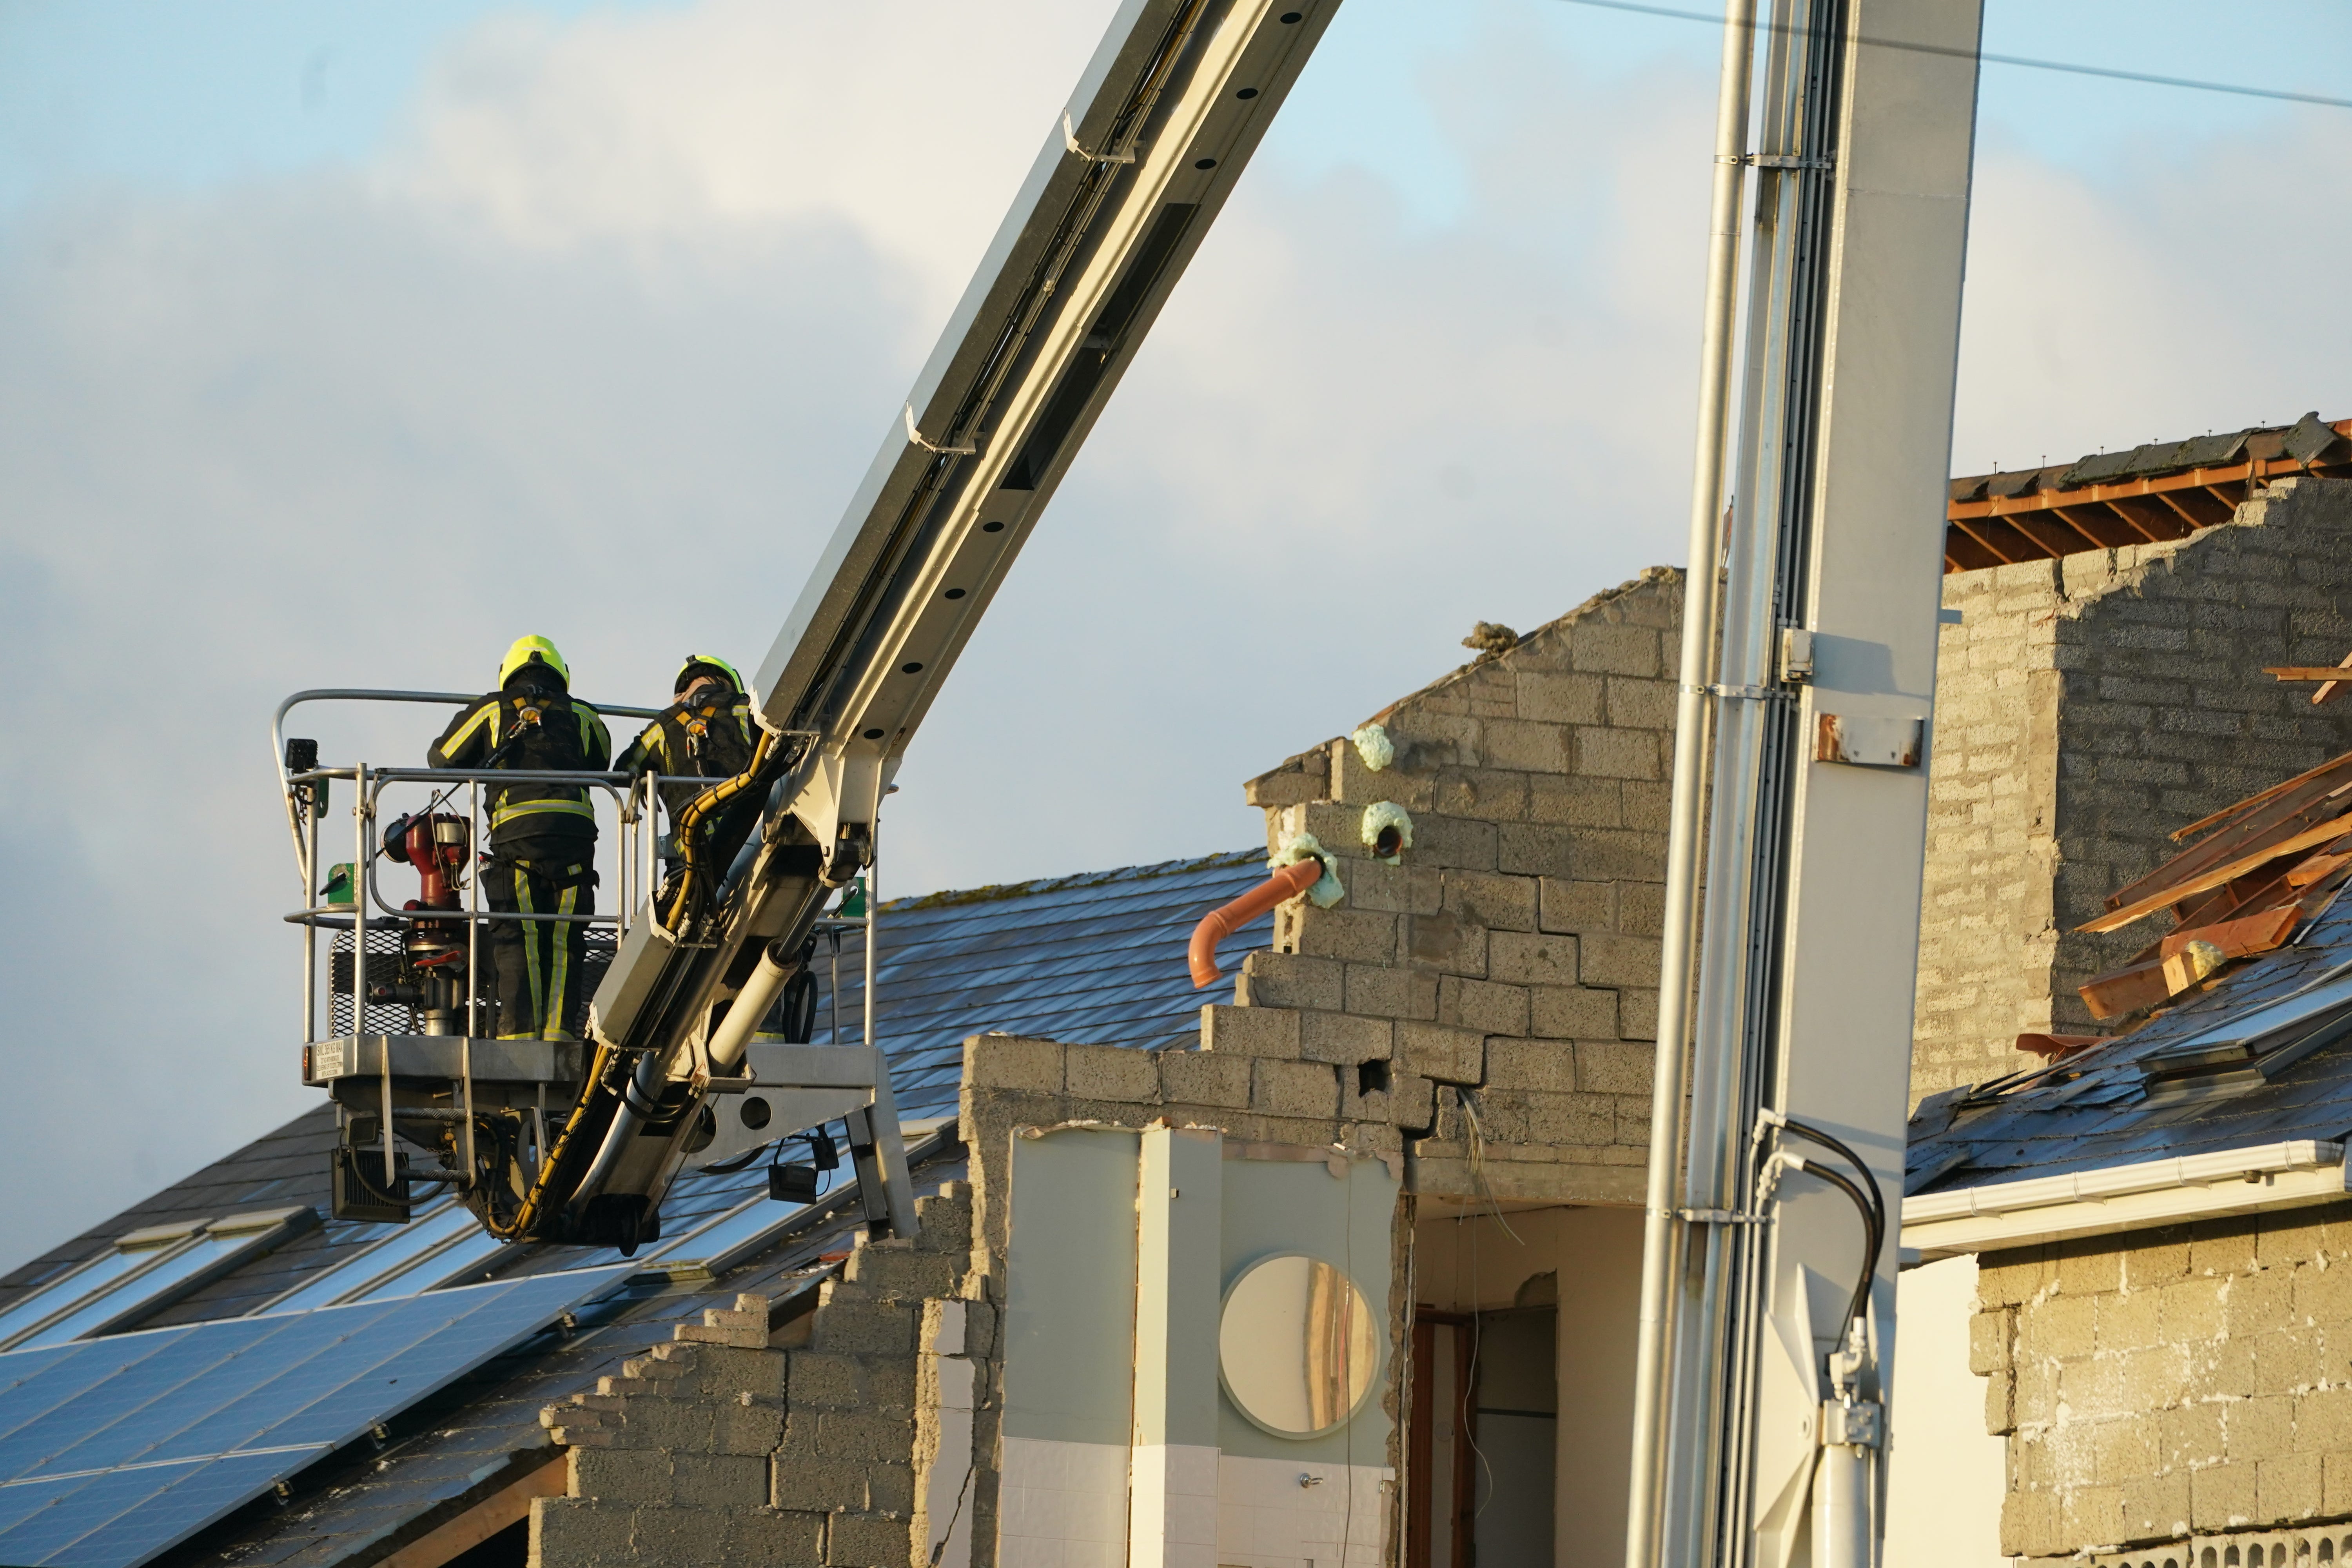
[
  {"xmin": 428, "ymin": 681, "xmax": 612, "ymax": 853},
  {"xmin": 614, "ymin": 689, "xmax": 759, "ymax": 828}
]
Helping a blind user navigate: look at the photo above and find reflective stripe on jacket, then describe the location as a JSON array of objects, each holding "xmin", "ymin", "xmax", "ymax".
[{"xmin": 428, "ymin": 683, "xmax": 612, "ymax": 851}]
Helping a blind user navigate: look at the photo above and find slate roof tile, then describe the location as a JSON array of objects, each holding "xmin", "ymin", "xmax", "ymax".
[{"xmin": 0, "ymin": 849, "xmax": 1274, "ymax": 1566}]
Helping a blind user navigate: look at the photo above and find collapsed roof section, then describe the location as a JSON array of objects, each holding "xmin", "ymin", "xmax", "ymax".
[
  {"xmin": 1906, "ymin": 743, "xmax": 2352, "ymax": 1205},
  {"xmin": 1942, "ymin": 412, "xmax": 2352, "ymax": 572},
  {"xmin": 2065, "ymin": 748, "xmax": 2352, "ymax": 1026}
]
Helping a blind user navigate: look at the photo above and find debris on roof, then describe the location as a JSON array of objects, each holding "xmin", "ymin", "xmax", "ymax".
[
  {"xmin": 2013, "ymin": 1033, "xmax": 2105, "ymax": 1062},
  {"xmin": 2066, "ymin": 746, "xmax": 2352, "ymax": 1023},
  {"xmin": 1909, "ymin": 746, "xmax": 2352, "ymax": 1202},
  {"xmin": 2263, "ymin": 650, "xmax": 2352, "ymax": 706},
  {"xmin": 1942, "ymin": 412, "xmax": 2352, "ymax": 572},
  {"xmin": 1461, "ymin": 621, "xmax": 1521, "ymax": 661}
]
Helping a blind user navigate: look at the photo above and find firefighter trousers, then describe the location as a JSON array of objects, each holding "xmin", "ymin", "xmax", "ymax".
[{"xmin": 484, "ymin": 857, "xmax": 595, "ymax": 1041}]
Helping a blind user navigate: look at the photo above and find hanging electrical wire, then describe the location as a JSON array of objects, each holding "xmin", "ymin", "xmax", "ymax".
[{"xmin": 1552, "ymin": 0, "xmax": 2352, "ymax": 114}]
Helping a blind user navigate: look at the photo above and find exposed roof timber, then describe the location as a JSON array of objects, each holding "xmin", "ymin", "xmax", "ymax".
[
  {"xmin": 1943, "ymin": 416, "xmax": 2352, "ymax": 572},
  {"xmin": 378, "ymin": 1455, "xmax": 566, "ymax": 1568}
]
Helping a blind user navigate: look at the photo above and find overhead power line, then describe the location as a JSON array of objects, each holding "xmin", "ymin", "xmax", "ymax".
[{"xmin": 1551, "ymin": 0, "xmax": 2352, "ymax": 113}]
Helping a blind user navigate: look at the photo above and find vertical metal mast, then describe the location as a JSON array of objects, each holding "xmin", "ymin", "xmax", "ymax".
[{"xmin": 1626, "ymin": 2, "xmax": 1984, "ymax": 1566}]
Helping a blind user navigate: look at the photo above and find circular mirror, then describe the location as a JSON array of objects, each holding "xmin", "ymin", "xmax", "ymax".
[{"xmin": 1218, "ymin": 1253, "xmax": 1381, "ymax": 1438}]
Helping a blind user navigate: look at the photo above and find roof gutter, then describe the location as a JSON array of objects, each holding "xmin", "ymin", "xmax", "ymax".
[{"xmin": 1900, "ymin": 1140, "xmax": 2346, "ymax": 1262}]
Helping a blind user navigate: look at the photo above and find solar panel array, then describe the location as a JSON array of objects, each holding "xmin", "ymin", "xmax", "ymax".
[
  {"xmin": 0, "ymin": 1266, "xmax": 628, "ymax": 1567},
  {"xmin": 0, "ymin": 850, "xmax": 1276, "ymax": 1566}
]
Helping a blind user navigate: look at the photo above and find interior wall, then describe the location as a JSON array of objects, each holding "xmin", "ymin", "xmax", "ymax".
[
  {"xmin": 1882, "ymin": 1255, "xmax": 2007, "ymax": 1568},
  {"xmin": 1412, "ymin": 1204, "xmax": 1643, "ymax": 1568}
]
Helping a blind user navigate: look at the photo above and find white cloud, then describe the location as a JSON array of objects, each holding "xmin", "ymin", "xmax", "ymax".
[
  {"xmin": 3, "ymin": 0, "xmax": 2345, "ymax": 1268},
  {"xmin": 389, "ymin": 0, "xmax": 1116, "ymax": 314},
  {"xmin": 1952, "ymin": 118, "xmax": 2352, "ymax": 473}
]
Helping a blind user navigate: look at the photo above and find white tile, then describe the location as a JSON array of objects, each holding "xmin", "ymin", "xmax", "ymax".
[
  {"xmin": 998, "ymin": 1486, "xmax": 1047, "ymax": 1539},
  {"xmin": 1165, "ymin": 1491, "xmax": 1218, "ymax": 1545},
  {"xmin": 927, "ymin": 1354, "xmax": 976, "ymax": 1412},
  {"xmin": 926, "ymin": 1298, "xmax": 967, "ymax": 1356},
  {"xmin": 1000, "ymin": 1436, "xmax": 1058, "ymax": 1490},
  {"xmin": 1167, "ymin": 1443, "xmax": 1219, "ymax": 1496}
]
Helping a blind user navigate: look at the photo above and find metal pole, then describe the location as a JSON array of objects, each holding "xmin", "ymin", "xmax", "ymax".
[
  {"xmin": 303, "ymin": 800, "xmax": 320, "ymax": 1045},
  {"xmin": 358, "ymin": 765, "xmax": 396, "ymax": 1189},
  {"xmin": 1626, "ymin": 4, "xmax": 1757, "ymax": 1564},
  {"xmin": 863, "ymin": 848, "xmax": 878, "ymax": 1060},
  {"xmin": 354, "ymin": 763, "xmax": 368, "ymax": 1046},
  {"xmin": 467, "ymin": 780, "xmax": 481, "ymax": 1040},
  {"xmin": 459, "ymin": 1035, "xmax": 475, "ymax": 1187}
]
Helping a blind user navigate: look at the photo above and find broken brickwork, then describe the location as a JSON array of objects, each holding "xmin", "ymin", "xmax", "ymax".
[
  {"xmin": 1974, "ymin": 1201, "xmax": 2352, "ymax": 1562},
  {"xmin": 530, "ymin": 1181, "xmax": 981, "ymax": 1568},
  {"xmin": 1225, "ymin": 568, "xmax": 1682, "ymax": 1203},
  {"xmin": 528, "ymin": 1020, "xmax": 1420, "ymax": 1568},
  {"xmin": 1915, "ymin": 478, "xmax": 2352, "ymax": 1103}
]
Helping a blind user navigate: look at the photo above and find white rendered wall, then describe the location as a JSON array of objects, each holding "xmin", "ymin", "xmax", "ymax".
[{"xmin": 1882, "ymin": 1256, "xmax": 2008, "ymax": 1567}]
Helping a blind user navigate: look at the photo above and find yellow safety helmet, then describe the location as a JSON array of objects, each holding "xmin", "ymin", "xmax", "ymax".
[
  {"xmin": 674, "ymin": 653, "xmax": 745, "ymax": 695},
  {"xmin": 499, "ymin": 635, "xmax": 570, "ymax": 688}
]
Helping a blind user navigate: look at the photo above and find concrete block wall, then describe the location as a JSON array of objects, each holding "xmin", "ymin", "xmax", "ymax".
[
  {"xmin": 1227, "ymin": 568, "xmax": 1682, "ymax": 1204},
  {"xmin": 1914, "ymin": 478, "xmax": 2352, "ymax": 1102},
  {"xmin": 529, "ymin": 1017, "xmax": 1425, "ymax": 1568},
  {"xmin": 1974, "ymin": 1201, "xmax": 2352, "ymax": 1562},
  {"xmin": 530, "ymin": 1181, "xmax": 984, "ymax": 1568}
]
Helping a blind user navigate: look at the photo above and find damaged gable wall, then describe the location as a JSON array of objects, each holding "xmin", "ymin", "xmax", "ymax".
[
  {"xmin": 531, "ymin": 1031, "xmax": 1411, "ymax": 1568},
  {"xmin": 1217, "ymin": 566, "xmax": 1682, "ymax": 1203},
  {"xmin": 1914, "ymin": 477, "xmax": 2352, "ymax": 1103}
]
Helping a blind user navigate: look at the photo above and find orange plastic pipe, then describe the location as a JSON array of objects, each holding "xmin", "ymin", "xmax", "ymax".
[{"xmin": 1189, "ymin": 857, "xmax": 1325, "ymax": 988}]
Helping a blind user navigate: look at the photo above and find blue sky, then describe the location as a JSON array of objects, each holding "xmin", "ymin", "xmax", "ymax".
[
  {"xmin": 1, "ymin": 0, "xmax": 2348, "ymax": 1260},
  {"xmin": 7, "ymin": 0, "xmax": 2349, "ymax": 217},
  {"xmin": 4, "ymin": 0, "xmax": 2352, "ymax": 215}
]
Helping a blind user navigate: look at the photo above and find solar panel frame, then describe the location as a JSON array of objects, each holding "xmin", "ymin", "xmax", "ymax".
[
  {"xmin": 247, "ymin": 1200, "xmax": 468, "ymax": 1316},
  {"xmin": 0, "ymin": 1265, "xmax": 630, "ymax": 1568},
  {"xmin": 0, "ymin": 1247, "xmax": 180, "ymax": 1351}
]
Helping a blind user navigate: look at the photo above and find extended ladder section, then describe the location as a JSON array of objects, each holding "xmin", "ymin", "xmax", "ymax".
[
  {"xmin": 277, "ymin": 0, "xmax": 1347, "ymax": 1251},
  {"xmin": 1624, "ymin": 3, "xmax": 1983, "ymax": 1567}
]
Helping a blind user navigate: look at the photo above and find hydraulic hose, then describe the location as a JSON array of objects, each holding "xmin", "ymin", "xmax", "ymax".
[
  {"xmin": 1782, "ymin": 1155, "xmax": 1882, "ymax": 1338},
  {"xmin": 1778, "ymin": 1114, "xmax": 1887, "ymax": 1245},
  {"xmin": 661, "ymin": 728, "xmax": 779, "ymax": 931},
  {"xmin": 483, "ymin": 1040, "xmax": 617, "ymax": 1239},
  {"xmin": 1763, "ymin": 1114, "xmax": 1888, "ymax": 1338}
]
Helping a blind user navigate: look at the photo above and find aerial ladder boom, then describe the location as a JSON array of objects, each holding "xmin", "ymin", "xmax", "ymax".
[
  {"xmin": 508, "ymin": 0, "xmax": 1348, "ymax": 1247},
  {"xmin": 1624, "ymin": 2, "xmax": 1983, "ymax": 1566}
]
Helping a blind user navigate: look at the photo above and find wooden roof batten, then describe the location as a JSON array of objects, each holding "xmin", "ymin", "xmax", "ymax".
[{"xmin": 1943, "ymin": 415, "xmax": 2352, "ymax": 573}]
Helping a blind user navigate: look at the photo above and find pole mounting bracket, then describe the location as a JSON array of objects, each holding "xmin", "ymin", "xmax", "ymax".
[
  {"xmin": 1063, "ymin": 111, "xmax": 1137, "ymax": 165},
  {"xmin": 903, "ymin": 405, "xmax": 976, "ymax": 456},
  {"xmin": 1717, "ymin": 151, "xmax": 1835, "ymax": 170},
  {"xmin": 1684, "ymin": 682, "xmax": 1792, "ymax": 702}
]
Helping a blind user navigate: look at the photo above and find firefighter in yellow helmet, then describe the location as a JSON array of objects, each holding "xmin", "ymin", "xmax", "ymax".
[
  {"xmin": 614, "ymin": 655, "xmax": 762, "ymax": 895},
  {"xmin": 427, "ymin": 636, "xmax": 612, "ymax": 1041}
]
